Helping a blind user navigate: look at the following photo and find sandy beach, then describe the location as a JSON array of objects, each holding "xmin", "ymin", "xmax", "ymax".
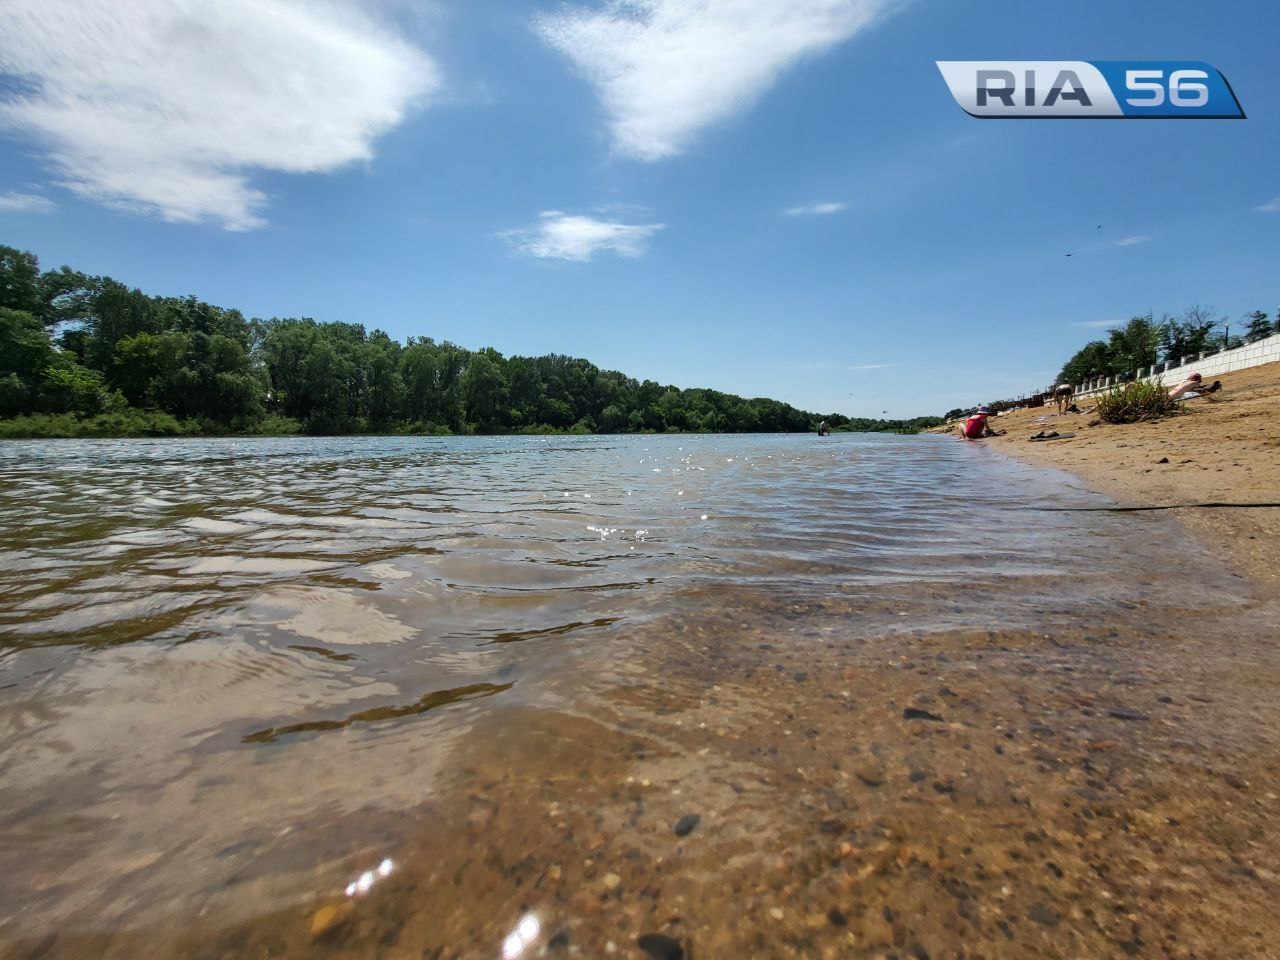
[{"xmin": 942, "ymin": 361, "xmax": 1280, "ymax": 600}]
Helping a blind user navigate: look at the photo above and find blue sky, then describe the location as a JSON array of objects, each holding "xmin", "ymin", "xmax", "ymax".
[{"xmin": 1, "ymin": 0, "xmax": 1277, "ymax": 418}]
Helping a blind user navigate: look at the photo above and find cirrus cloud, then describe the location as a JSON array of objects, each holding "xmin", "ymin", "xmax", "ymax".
[
  {"xmin": 0, "ymin": 192, "xmax": 56, "ymax": 214},
  {"xmin": 534, "ymin": 0, "xmax": 902, "ymax": 161},
  {"xmin": 784, "ymin": 201, "xmax": 846, "ymax": 216},
  {"xmin": 500, "ymin": 210, "xmax": 665, "ymax": 262},
  {"xmin": 0, "ymin": 0, "xmax": 440, "ymax": 230}
]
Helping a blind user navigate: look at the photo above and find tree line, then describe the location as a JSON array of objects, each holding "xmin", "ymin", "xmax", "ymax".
[
  {"xmin": 1055, "ymin": 306, "xmax": 1274, "ymax": 387},
  {"xmin": 1, "ymin": 244, "xmax": 935, "ymax": 438}
]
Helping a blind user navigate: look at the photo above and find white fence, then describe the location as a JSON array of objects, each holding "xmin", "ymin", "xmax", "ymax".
[{"xmin": 1071, "ymin": 331, "xmax": 1280, "ymax": 400}]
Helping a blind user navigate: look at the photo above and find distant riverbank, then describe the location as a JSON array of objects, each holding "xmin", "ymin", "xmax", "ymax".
[{"xmin": 0, "ymin": 411, "xmax": 939, "ymax": 440}]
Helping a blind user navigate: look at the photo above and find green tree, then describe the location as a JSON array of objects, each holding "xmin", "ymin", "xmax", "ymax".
[
  {"xmin": 363, "ymin": 331, "xmax": 405, "ymax": 429},
  {"xmin": 0, "ymin": 306, "xmax": 52, "ymax": 415},
  {"xmin": 1244, "ymin": 310, "xmax": 1273, "ymax": 343},
  {"xmin": 1106, "ymin": 315, "xmax": 1159, "ymax": 372},
  {"xmin": 1158, "ymin": 305, "xmax": 1218, "ymax": 364},
  {"xmin": 40, "ymin": 358, "xmax": 118, "ymax": 416},
  {"xmin": 1057, "ymin": 340, "xmax": 1113, "ymax": 385},
  {"xmin": 0, "ymin": 246, "xmax": 43, "ymax": 314},
  {"xmin": 461, "ymin": 349, "xmax": 509, "ymax": 430}
]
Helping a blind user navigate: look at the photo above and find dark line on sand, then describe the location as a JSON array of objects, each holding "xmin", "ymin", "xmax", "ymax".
[{"xmin": 1018, "ymin": 502, "xmax": 1280, "ymax": 513}]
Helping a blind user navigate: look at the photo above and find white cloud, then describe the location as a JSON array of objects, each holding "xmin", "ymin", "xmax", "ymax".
[
  {"xmin": 1070, "ymin": 319, "xmax": 1120, "ymax": 329},
  {"xmin": 501, "ymin": 211, "xmax": 665, "ymax": 262},
  {"xmin": 1115, "ymin": 235, "xmax": 1151, "ymax": 246},
  {"xmin": 0, "ymin": 0, "xmax": 440, "ymax": 230},
  {"xmin": 0, "ymin": 192, "xmax": 55, "ymax": 214},
  {"xmin": 1256, "ymin": 196, "xmax": 1280, "ymax": 213},
  {"xmin": 784, "ymin": 201, "xmax": 846, "ymax": 216},
  {"xmin": 534, "ymin": 0, "xmax": 900, "ymax": 161},
  {"xmin": 847, "ymin": 362, "xmax": 896, "ymax": 370}
]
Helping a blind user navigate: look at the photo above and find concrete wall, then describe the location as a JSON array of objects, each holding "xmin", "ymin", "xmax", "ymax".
[{"xmin": 1073, "ymin": 331, "xmax": 1280, "ymax": 399}]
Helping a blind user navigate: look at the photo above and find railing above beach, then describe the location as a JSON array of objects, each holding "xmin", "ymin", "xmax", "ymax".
[
  {"xmin": 969, "ymin": 331, "xmax": 1280, "ymax": 417},
  {"xmin": 1069, "ymin": 330, "xmax": 1280, "ymax": 400}
]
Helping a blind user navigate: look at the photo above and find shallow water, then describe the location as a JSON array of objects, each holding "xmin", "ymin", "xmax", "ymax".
[{"xmin": 1, "ymin": 434, "xmax": 1276, "ymax": 959}]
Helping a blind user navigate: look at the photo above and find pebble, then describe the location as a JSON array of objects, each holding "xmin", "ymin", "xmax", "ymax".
[
  {"xmin": 903, "ymin": 707, "xmax": 944, "ymax": 722},
  {"xmin": 1109, "ymin": 708, "xmax": 1149, "ymax": 721},
  {"xmin": 856, "ymin": 764, "xmax": 886, "ymax": 787},
  {"xmin": 673, "ymin": 814, "xmax": 701, "ymax": 837},
  {"xmin": 308, "ymin": 902, "xmax": 354, "ymax": 940},
  {"xmin": 1028, "ymin": 902, "xmax": 1060, "ymax": 927},
  {"xmin": 548, "ymin": 929, "xmax": 571, "ymax": 951},
  {"xmin": 770, "ymin": 907, "xmax": 785, "ymax": 920},
  {"xmin": 637, "ymin": 932, "xmax": 684, "ymax": 960},
  {"xmin": 603, "ymin": 873, "xmax": 622, "ymax": 890}
]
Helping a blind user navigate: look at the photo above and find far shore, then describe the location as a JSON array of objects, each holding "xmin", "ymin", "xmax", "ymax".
[{"xmin": 935, "ymin": 360, "xmax": 1280, "ymax": 600}]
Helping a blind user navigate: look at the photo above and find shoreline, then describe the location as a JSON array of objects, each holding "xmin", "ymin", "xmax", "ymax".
[
  {"xmin": 938, "ymin": 361, "xmax": 1280, "ymax": 601},
  {"xmin": 2, "ymin": 428, "xmax": 1279, "ymax": 958}
]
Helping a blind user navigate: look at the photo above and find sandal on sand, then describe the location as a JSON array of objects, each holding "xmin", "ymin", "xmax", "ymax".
[{"xmin": 1029, "ymin": 431, "xmax": 1075, "ymax": 442}]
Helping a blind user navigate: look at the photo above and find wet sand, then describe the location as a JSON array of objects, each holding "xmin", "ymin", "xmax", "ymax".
[
  {"xmin": 947, "ymin": 360, "xmax": 1280, "ymax": 599},
  {"xmin": 2, "ymin": 434, "xmax": 1279, "ymax": 960},
  {"xmin": 12, "ymin": 587, "xmax": 1278, "ymax": 960}
]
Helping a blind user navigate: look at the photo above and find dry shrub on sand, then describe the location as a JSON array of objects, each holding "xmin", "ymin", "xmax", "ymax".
[{"xmin": 1094, "ymin": 381, "xmax": 1177, "ymax": 424}]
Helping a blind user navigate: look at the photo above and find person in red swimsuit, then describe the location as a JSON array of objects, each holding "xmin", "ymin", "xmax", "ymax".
[{"xmin": 960, "ymin": 406, "xmax": 1001, "ymax": 440}]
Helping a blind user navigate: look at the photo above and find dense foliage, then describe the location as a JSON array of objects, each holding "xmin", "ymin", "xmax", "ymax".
[
  {"xmin": 1055, "ymin": 307, "xmax": 1274, "ymax": 386},
  {"xmin": 1, "ymin": 244, "xmax": 924, "ymax": 438}
]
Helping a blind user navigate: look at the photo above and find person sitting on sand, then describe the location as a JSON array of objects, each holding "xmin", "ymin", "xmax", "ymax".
[
  {"xmin": 960, "ymin": 406, "xmax": 1003, "ymax": 440},
  {"xmin": 1168, "ymin": 372, "xmax": 1222, "ymax": 400},
  {"xmin": 1054, "ymin": 383, "xmax": 1075, "ymax": 415}
]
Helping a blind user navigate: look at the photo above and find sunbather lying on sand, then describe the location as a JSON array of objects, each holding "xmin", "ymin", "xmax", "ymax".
[{"xmin": 1168, "ymin": 373, "xmax": 1222, "ymax": 400}]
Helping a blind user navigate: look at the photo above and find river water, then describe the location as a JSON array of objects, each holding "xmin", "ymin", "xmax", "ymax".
[{"xmin": 1, "ymin": 434, "xmax": 1276, "ymax": 959}]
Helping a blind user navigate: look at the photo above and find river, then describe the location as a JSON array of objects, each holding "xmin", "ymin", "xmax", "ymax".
[{"xmin": 1, "ymin": 434, "xmax": 1274, "ymax": 959}]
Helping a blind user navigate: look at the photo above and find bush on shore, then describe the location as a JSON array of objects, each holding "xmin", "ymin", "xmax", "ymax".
[
  {"xmin": 240, "ymin": 414, "xmax": 303, "ymax": 436},
  {"xmin": 1094, "ymin": 381, "xmax": 1176, "ymax": 424},
  {"xmin": 0, "ymin": 409, "xmax": 202, "ymax": 438}
]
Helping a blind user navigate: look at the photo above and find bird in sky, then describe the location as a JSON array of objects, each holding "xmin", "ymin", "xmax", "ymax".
[{"xmin": 1065, "ymin": 253, "xmax": 1074, "ymax": 257}]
